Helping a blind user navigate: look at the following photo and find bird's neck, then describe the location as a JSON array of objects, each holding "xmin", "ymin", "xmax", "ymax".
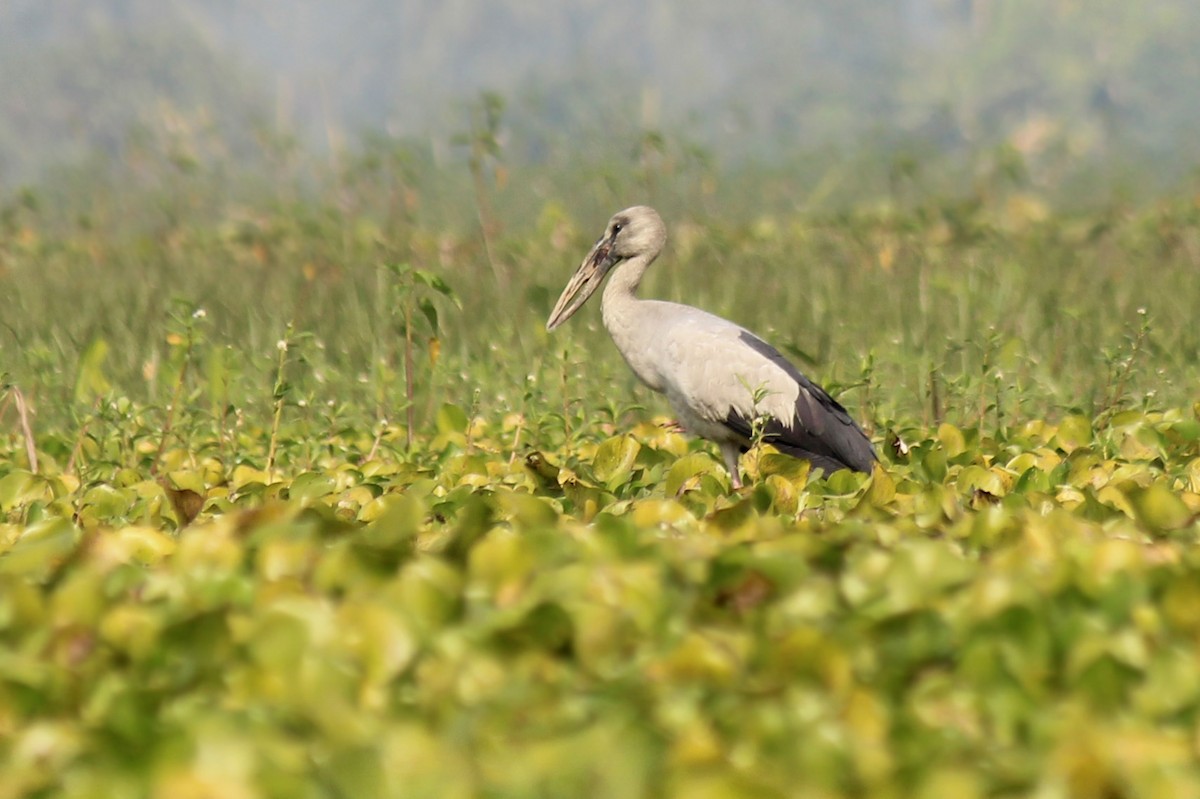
[
  {"xmin": 602, "ymin": 252, "xmax": 654, "ymax": 308},
  {"xmin": 600, "ymin": 252, "xmax": 667, "ymax": 392}
]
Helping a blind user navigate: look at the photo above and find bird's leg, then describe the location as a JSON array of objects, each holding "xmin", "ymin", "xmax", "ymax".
[{"xmin": 719, "ymin": 442, "xmax": 743, "ymax": 490}]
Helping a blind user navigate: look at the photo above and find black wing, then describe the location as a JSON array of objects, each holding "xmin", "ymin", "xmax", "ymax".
[{"xmin": 723, "ymin": 332, "xmax": 877, "ymax": 474}]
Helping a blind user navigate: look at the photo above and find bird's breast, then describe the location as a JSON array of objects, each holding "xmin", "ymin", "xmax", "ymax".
[{"xmin": 601, "ymin": 298, "xmax": 670, "ymax": 393}]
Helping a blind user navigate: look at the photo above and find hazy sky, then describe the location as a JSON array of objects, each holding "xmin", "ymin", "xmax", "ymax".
[{"xmin": 2, "ymin": 0, "xmax": 1198, "ymax": 188}]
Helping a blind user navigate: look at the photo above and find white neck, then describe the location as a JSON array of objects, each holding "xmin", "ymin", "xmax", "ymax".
[{"xmin": 600, "ymin": 251, "xmax": 666, "ymax": 392}]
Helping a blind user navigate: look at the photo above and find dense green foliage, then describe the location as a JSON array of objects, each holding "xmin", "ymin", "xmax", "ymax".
[{"xmin": 3, "ymin": 112, "xmax": 1200, "ymax": 796}]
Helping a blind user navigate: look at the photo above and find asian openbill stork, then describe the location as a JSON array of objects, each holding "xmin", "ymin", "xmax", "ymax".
[{"xmin": 546, "ymin": 205, "xmax": 876, "ymax": 489}]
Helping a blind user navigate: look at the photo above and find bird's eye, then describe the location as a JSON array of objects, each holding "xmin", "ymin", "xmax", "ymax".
[{"xmin": 612, "ymin": 222, "xmax": 623, "ymax": 235}]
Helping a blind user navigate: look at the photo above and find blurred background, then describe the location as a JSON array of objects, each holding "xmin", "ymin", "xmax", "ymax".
[
  {"xmin": 3, "ymin": 0, "xmax": 1199, "ymax": 431},
  {"xmin": 3, "ymin": 0, "xmax": 1200, "ymax": 210}
]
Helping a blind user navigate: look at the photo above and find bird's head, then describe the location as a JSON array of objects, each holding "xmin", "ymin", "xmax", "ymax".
[{"xmin": 546, "ymin": 205, "xmax": 666, "ymax": 331}]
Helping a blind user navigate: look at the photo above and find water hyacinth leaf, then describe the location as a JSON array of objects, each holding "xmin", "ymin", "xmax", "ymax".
[
  {"xmin": 937, "ymin": 423, "xmax": 967, "ymax": 458},
  {"xmin": 1121, "ymin": 424, "xmax": 1168, "ymax": 462},
  {"xmin": 165, "ymin": 470, "xmax": 206, "ymax": 495},
  {"xmin": 593, "ymin": 435, "xmax": 641, "ymax": 487},
  {"xmin": 1055, "ymin": 414, "xmax": 1093, "ymax": 453},
  {"xmin": 231, "ymin": 464, "xmax": 270, "ymax": 490},
  {"xmin": 0, "ymin": 518, "xmax": 81, "ymax": 580},
  {"xmin": 561, "ymin": 480, "xmax": 606, "ymax": 521},
  {"xmin": 763, "ymin": 474, "xmax": 800, "ymax": 515},
  {"xmin": 654, "ymin": 630, "xmax": 748, "ymax": 685},
  {"xmin": 757, "ymin": 451, "xmax": 812, "ymax": 484},
  {"xmin": 495, "ymin": 490, "xmax": 558, "ymax": 528},
  {"xmin": 101, "ymin": 525, "xmax": 177, "ymax": 566},
  {"xmin": 79, "ymin": 484, "xmax": 135, "ymax": 522},
  {"xmin": 98, "ymin": 606, "xmax": 164, "ymax": 661},
  {"xmin": 921, "ymin": 447, "xmax": 948, "ymax": 481},
  {"xmin": 1126, "ymin": 484, "xmax": 1192, "ymax": 532},
  {"xmin": 362, "ymin": 493, "xmax": 425, "ymax": 550},
  {"xmin": 289, "ymin": 471, "xmax": 336, "ymax": 504},
  {"xmin": 257, "ymin": 535, "xmax": 319, "ymax": 581},
  {"xmin": 707, "ymin": 496, "xmax": 756, "ymax": 534},
  {"xmin": 0, "ymin": 470, "xmax": 40, "ymax": 511},
  {"xmin": 338, "ymin": 601, "xmax": 418, "ymax": 688},
  {"xmin": 442, "ymin": 493, "xmax": 495, "ymax": 560},
  {"xmin": 492, "ymin": 601, "xmax": 574, "ymax": 653},
  {"xmin": 825, "ymin": 468, "xmax": 867, "ymax": 494},
  {"xmin": 630, "ymin": 498, "xmax": 694, "ymax": 528},
  {"xmin": 1133, "ymin": 647, "xmax": 1200, "ymax": 717},
  {"xmin": 957, "ymin": 465, "xmax": 1007, "ymax": 499},
  {"xmin": 436, "ymin": 403, "xmax": 470, "ymax": 435},
  {"xmin": 864, "ymin": 463, "xmax": 896, "ymax": 507},
  {"xmin": 665, "ymin": 452, "xmax": 722, "ymax": 496},
  {"xmin": 328, "ymin": 746, "xmax": 386, "ymax": 799},
  {"xmin": 393, "ymin": 556, "xmax": 463, "ymax": 633},
  {"xmin": 468, "ymin": 528, "xmax": 534, "ymax": 600}
]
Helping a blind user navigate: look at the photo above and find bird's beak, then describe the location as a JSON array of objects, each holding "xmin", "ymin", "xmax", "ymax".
[{"xmin": 546, "ymin": 233, "xmax": 619, "ymax": 331}]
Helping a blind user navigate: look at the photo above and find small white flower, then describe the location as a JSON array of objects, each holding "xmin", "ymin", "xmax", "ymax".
[
  {"xmin": 192, "ymin": 308, "xmax": 207, "ymax": 319},
  {"xmin": 276, "ymin": 340, "xmax": 288, "ymax": 352}
]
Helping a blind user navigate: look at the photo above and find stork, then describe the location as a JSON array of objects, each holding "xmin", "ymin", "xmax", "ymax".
[{"xmin": 546, "ymin": 205, "xmax": 876, "ymax": 489}]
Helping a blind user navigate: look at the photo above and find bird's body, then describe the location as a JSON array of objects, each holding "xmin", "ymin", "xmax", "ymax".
[{"xmin": 547, "ymin": 206, "xmax": 875, "ymax": 488}]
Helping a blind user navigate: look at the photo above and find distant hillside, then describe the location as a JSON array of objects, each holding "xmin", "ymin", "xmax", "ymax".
[{"xmin": 2, "ymin": 0, "xmax": 1198, "ymax": 193}]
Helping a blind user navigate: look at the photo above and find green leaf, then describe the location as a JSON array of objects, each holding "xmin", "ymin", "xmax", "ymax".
[
  {"xmin": 289, "ymin": 472, "xmax": 335, "ymax": 504},
  {"xmin": 0, "ymin": 518, "xmax": 81, "ymax": 580},
  {"xmin": 418, "ymin": 297, "xmax": 439, "ymax": 332},
  {"xmin": 411, "ymin": 270, "xmax": 461, "ymax": 306},
  {"xmin": 937, "ymin": 423, "xmax": 966, "ymax": 458},
  {"xmin": 494, "ymin": 490, "xmax": 558, "ymax": 529},
  {"xmin": 1055, "ymin": 414, "xmax": 1093, "ymax": 453},
  {"xmin": 1126, "ymin": 484, "xmax": 1193, "ymax": 532},
  {"xmin": 665, "ymin": 452, "xmax": 722, "ymax": 496},
  {"xmin": 0, "ymin": 470, "xmax": 37, "ymax": 511},
  {"xmin": 864, "ymin": 463, "xmax": 896, "ymax": 506},
  {"xmin": 205, "ymin": 345, "xmax": 231, "ymax": 406},
  {"xmin": 73, "ymin": 338, "xmax": 111, "ymax": 403},
  {"xmin": 362, "ymin": 494, "xmax": 425, "ymax": 551},
  {"xmin": 592, "ymin": 435, "xmax": 641, "ymax": 488},
  {"xmin": 165, "ymin": 470, "xmax": 206, "ymax": 495},
  {"xmin": 758, "ymin": 452, "xmax": 812, "ymax": 485},
  {"xmin": 436, "ymin": 403, "xmax": 469, "ymax": 435}
]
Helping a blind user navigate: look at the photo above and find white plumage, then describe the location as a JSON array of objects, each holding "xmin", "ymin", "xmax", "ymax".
[{"xmin": 548, "ymin": 205, "xmax": 875, "ymax": 488}]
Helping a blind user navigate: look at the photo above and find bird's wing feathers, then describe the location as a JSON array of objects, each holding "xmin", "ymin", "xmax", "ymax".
[
  {"xmin": 727, "ymin": 332, "xmax": 877, "ymax": 473},
  {"xmin": 656, "ymin": 306, "xmax": 875, "ymax": 473}
]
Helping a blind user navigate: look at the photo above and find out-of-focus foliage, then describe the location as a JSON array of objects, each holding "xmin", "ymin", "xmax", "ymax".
[
  {"xmin": 2, "ymin": 400, "xmax": 1200, "ymax": 797},
  {"xmin": 2, "ymin": 145, "xmax": 1198, "ymax": 437},
  {"xmin": 3, "ymin": 0, "xmax": 1200, "ymax": 197}
]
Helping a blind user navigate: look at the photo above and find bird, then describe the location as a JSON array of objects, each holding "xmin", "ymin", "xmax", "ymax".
[{"xmin": 546, "ymin": 205, "xmax": 876, "ymax": 489}]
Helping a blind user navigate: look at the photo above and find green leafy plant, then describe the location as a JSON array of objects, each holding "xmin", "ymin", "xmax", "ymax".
[
  {"xmin": 381, "ymin": 263, "xmax": 461, "ymax": 451},
  {"xmin": 2, "ymin": 136, "xmax": 1200, "ymax": 797}
]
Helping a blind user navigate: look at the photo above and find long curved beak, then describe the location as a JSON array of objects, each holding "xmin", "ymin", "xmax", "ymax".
[{"xmin": 546, "ymin": 234, "xmax": 619, "ymax": 331}]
